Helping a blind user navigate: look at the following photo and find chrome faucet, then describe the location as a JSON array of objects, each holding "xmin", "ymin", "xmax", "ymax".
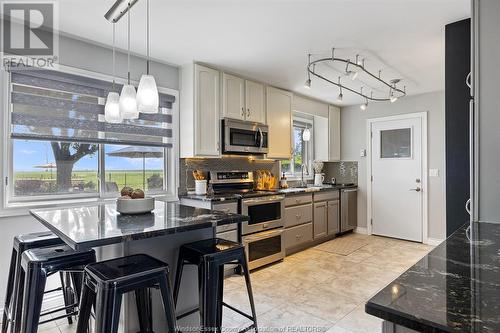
[{"xmin": 300, "ymin": 163, "xmax": 308, "ymax": 187}]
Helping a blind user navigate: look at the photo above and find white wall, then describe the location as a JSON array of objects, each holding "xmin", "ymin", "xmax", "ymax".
[
  {"xmin": 340, "ymin": 91, "xmax": 446, "ymax": 241},
  {"xmin": 0, "ymin": 35, "xmax": 179, "ymax": 313}
]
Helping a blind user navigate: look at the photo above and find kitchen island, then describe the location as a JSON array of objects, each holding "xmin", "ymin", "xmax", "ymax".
[
  {"xmin": 30, "ymin": 200, "xmax": 249, "ymax": 332},
  {"xmin": 366, "ymin": 222, "xmax": 500, "ymax": 332}
]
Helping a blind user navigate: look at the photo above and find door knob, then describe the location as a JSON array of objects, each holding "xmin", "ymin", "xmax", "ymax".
[{"xmin": 409, "ymin": 187, "xmax": 421, "ymax": 192}]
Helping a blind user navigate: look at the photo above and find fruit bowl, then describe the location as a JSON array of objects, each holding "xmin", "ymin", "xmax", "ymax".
[{"xmin": 116, "ymin": 197, "xmax": 155, "ymax": 215}]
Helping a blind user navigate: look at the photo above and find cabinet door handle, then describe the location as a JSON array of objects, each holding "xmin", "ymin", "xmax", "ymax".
[
  {"xmin": 247, "ymin": 108, "xmax": 250, "ymax": 117},
  {"xmin": 241, "ymin": 107, "xmax": 245, "ymax": 117}
]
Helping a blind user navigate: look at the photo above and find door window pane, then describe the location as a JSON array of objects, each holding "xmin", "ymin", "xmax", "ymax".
[
  {"xmin": 13, "ymin": 140, "xmax": 98, "ymax": 197},
  {"xmin": 104, "ymin": 145, "xmax": 165, "ymax": 194},
  {"xmin": 380, "ymin": 128, "xmax": 411, "ymax": 158}
]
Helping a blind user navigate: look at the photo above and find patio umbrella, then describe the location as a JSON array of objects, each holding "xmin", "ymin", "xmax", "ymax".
[
  {"xmin": 34, "ymin": 162, "xmax": 57, "ymax": 179},
  {"xmin": 106, "ymin": 146, "xmax": 163, "ymax": 189}
]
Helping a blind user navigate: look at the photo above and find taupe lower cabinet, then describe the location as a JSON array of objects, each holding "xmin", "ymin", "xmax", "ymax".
[
  {"xmin": 327, "ymin": 200, "xmax": 340, "ymax": 235},
  {"xmin": 283, "ymin": 190, "xmax": 342, "ymax": 254},
  {"xmin": 313, "ymin": 191, "xmax": 340, "ymax": 239},
  {"xmin": 313, "ymin": 202, "xmax": 328, "ymax": 239},
  {"xmin": 284, "ymin": 194, "xmax": 313, "ymax": 253}
]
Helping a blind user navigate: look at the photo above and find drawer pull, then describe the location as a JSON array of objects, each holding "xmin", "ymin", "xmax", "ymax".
[
  {"xmin": 295, "ymin": 199, "xmax": 301, "ymax": 204},
  {"xmin": 296, "ymin": 214, "xmax": 301, "ymax": 219},
  {"xmin": 295, "ymin": 234, "xmax": 302, "ymax": 239}
]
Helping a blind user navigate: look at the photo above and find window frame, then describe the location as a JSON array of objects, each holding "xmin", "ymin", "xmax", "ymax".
[
  {"xmin": 1, "ymin": 65, "xmax": 179, "ymax": 213},
  {"xmin": 282, "ymin": 113, "xmax": 314, "ymax": 179}
]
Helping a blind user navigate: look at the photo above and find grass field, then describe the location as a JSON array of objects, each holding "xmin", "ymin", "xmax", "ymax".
[{"xmin": 14, "ymin": 170, "xmax": 164, "ymax": 192}]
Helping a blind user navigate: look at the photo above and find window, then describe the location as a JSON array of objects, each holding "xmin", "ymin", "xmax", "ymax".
[
  {"xmin": 380, "ymin": 128, "xmax": 412, "ymax": 158},
  {"xmin": 5, "ymin": 67, "xmax": 178, "ymax": 205},
  {"xmin": 281, "ymin": 114, "xmax": 313, "ymax": 178}
]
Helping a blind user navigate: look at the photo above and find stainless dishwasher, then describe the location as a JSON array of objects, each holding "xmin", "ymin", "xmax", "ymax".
[{"xmin": 340, "ymin": 188, "xmax": 357, "ymax": 232}]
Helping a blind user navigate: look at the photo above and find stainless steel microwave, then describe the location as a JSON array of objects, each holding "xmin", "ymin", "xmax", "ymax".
[{"xmin": 222, "ymin": 118, "xmax": 269, "ymax": 154}]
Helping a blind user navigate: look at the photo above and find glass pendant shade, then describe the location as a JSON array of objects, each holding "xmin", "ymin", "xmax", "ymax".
[
  {"xmin": 119, "ymin": 84, "xmax": 139, "ymax": 119},
  {"xmin": 105, "ymin": 92, "xmax": 121, "ymax": 123},
  {"xmin": 302, "ymin": 128, "xmax": 311, "ymax": 142},
  {"xmin": 137, "ymin": 74, "xmax": 159, "ymax": 113}
]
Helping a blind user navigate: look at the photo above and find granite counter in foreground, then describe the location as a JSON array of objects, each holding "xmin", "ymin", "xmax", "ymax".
[
  {"xmin": 366, "ymin": 222, "xmax": 500, "ymax": 333},
  {"xmin": 31, "ymin": 201, "xmax": 248, "ymax": 250}
]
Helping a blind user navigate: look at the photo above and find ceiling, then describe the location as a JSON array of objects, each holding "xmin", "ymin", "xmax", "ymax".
[{"xmin": 56, "ymin": 0, "xmax": 469, "ymax": 106}]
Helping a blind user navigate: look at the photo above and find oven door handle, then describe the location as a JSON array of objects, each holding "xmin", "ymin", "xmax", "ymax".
[
  {"xmin": 242, "ymin": 195, "xmax": 285, "ymax": 205},
  {"xmin": 258, "ymin": 128, "xmax": 264, "ymax": 148},
  {"xmin": 243, "ymin": 228, "xmax": 283, "ymax": 242}
]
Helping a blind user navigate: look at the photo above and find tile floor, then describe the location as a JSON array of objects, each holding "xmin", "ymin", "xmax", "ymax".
[{"xmin": 1, "ymin": 233, "xmax": 434, "ymax": 333}]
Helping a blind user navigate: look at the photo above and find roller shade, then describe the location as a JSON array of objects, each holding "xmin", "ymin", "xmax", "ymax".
[{"xmin": 9, "ymin": 69, "xmax": 175, "ymax": 147}]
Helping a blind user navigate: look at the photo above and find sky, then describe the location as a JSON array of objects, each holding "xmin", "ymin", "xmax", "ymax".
[{"xmin": 14, "ymin": 141, "xmax": 164, "ymax": 171}]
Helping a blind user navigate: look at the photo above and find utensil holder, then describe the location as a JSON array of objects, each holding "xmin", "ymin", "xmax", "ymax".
[{"xmin": 195, "ymin": 180, "xmax": 207, "ymax": 195}]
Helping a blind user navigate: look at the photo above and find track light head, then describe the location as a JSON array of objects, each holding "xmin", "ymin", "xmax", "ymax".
[
  {"xmin": 337, "ymin": 92, "xmax": 343, "ymax": 102},
  {"xmin": 390, "ymin": 95, "xmax": 398, "ymax": 103},
  {"xmin": 304, "ymin": 78, "xmax": 311, "ymax": 89},
  {"xmin": 360, "ymin": 101, "xmax": 368, "ymax": 111}
]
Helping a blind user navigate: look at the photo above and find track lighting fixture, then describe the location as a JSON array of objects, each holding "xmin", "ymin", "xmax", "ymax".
[
  {"xmin": 337, "ymin": 77, "xmax": 343, "ymax": 102},
  {"xmin": 305, "ymin": 48, "xmax": 406, "ymax": 103},
  {"xmin": 390, "ymin": 91, "xmax": 398, "ymax": 103}
]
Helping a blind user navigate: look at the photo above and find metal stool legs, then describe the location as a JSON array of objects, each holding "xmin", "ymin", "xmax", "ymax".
[
  {"xmin": 173, "ymin": 240, "xmax": 258, "ymax": 333},
  {"xmin": 1, "ymin": 249, "xmax": 18, "ymax": 333}
]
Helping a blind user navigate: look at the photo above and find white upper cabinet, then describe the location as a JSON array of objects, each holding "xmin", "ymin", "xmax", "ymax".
[
  {"xmin": 222, "ymin": 73, "xmax": 245, "ymax": 120},
  {"xmin": 245, "ymin": 80, "xmax": 266, "ymax": 124},
  {"xmin": 180, "ymin": 63, "xmax": 220, "ymax": 158},
  {"xmin": 314, "ymin": 115, "xmax": 329, "ymax": 161},
  {"xmin": 267, "ymin": 86, "xmax": 292, "ymax": 159},
  {"xmin": 329, "ymin": 105, "xmax": 341, "ymax": 161},
  {"xmin": 221, "ymin": 75, "xmax": 266, "ymax": 124}
]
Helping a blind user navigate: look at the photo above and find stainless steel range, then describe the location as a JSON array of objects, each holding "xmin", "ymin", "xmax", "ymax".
[{"xmin": 210, "ymin": 171, "xmax": 285, "ymax": 270}]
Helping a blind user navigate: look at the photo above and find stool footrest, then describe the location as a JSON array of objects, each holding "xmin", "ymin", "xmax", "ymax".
[
  {"xmin": 238, "ymin": 324, "xmax": 257, "ymax": 333},
  {"xmin": 222, "ymin": 302, "xmax": 254, "ymax": 321},
  {"xmin": 39, "ymin": 311, "xmax": 78, "ymax": 325},
  {"xmin": 176, "ymin": 307, "xmax": 200, "ymax": 320},
  {"xmin": 40, "ymin": 303, "xmax": 79, "ymax": 317}
]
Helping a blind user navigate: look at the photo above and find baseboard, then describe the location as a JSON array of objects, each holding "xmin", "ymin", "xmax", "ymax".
[
  {"xmin": 0, "ymin": 294, "xmax": 64, "ymax": 325},
  {"xmin": 355, "ymin": 227, "xmax": 368, "ymax": 234},
  {"xmin": 425, "ymin": 238, "xmax": 444, "ymax": 246}
]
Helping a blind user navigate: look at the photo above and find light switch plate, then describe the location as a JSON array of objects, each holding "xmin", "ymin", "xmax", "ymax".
[
  {"xmin": 429, "ymin": 169, "xmax": 439, "ymax": 177},
  {"xmin": 360, "ymin": 149, "xmax": 366, "ymax": 157}
]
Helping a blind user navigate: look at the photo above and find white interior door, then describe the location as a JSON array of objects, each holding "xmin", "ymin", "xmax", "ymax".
[{"xmin": 371, "ymin": 116, "xmax": 423, "ymax": 242}]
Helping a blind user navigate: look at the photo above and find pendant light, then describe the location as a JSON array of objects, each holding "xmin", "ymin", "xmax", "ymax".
[
  {"xmin": 105, "ymin": 23, "xmax": 122, "ymax": 123},
  {"xmin": 136, "ymin": 0, "xmax": 159, "ymax": 113},
  {"xmin": 360, "ymin": 87, "xmax": 368, "ymax": 110},
  {"xmin": 302, "ymin": 126, "xmax": 311, "ymax": 142},
  {"xmin": 119, "ymin": 3, "xmax": 139, "ymax": 120}
]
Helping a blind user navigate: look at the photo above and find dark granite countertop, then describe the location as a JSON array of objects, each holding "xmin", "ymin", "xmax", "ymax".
[
  {"xmin": 277, "ymin": 184, "xmax": 357, "ymax": 195},
  {"xmin": 366, "ymin": 222, "xmax": 500, "ymax": 333},
  {"xmin": 31, "ymin": 201, "xmax": 248, "ymax": 250},
  {"xmin": 180, "ymin": 184, "xmax": 358, "ymax": 202},
  {"xmin": 180, "ymin": 193, "xmax": 240, "ymax": 202}
]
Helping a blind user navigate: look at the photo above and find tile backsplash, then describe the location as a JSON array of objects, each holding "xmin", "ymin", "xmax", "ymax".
[
  {"xmin": 179, "ymin": 157, "xmax": 279, "ymax": 194},
  {"xmin": 323, "ymin": 161, "xmax": 358, "ymax": 185}
]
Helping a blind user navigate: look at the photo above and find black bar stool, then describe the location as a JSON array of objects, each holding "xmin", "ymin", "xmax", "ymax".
[
  {"xmin": 76, "ymin": 254, "xmax": 178, "ymax": 333},
  {"xmin": 173, "ymin": 238, "xmax": 258, "ymax": 333},
  {"xmin": 19, "ymin": 245, "xmax": 96, "ymax": 333},
  {"xmin": 1, "ymin": 232, "xmax": 72, "ymax": 333}
]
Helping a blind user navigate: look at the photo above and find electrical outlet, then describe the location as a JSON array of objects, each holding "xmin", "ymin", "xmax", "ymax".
[
  {"xmin": 429, "ymin": 169, "xmax": 439, "ymax": 177},
  {"xmin": 360, "ymin": 149, "xmax": 366, "ymax": 157}
]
